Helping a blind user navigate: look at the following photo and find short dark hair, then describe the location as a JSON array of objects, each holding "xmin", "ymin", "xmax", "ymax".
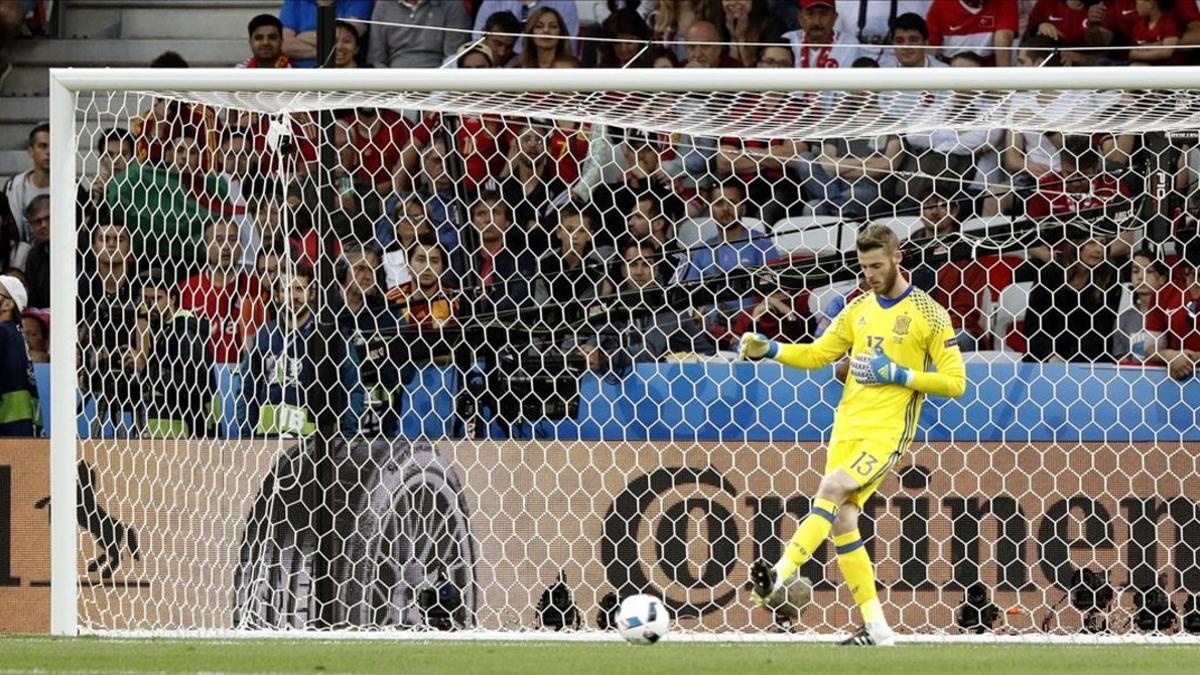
[
  {"xmin": 96, "ymin": 127, "xmax": 134, "ymax": 155},
  {"xmin": 256, "ymin": 243, "xmax": 287, "ymax": 263},
  {"xmin": 150, "ymin": 51, "xmax": 189, "ymax": 68},
  {"xmin": 602, "ymin": 6, "xmax": 651, "ymax": 42},
  {"xmin": 920, "ymin": 180, "xmax": 959, "ymax": 206},
  {"xmin": 483, "ymin": 10, "xmax": 521, "ymax": 35},
  {"xmin": 220, "ymin": 126, "xmax": 250, "ymax": 145},
  {"xmin": 25, "ymin": 194, "xmax": 49, "ymax": 219},
  {"xmin": 714, "ymin": 181, "xmax": 745, "ymax": 200},
  {"xmin": 138, "ymin": 269, "xmax": 179, "ymax": 301},
  {"xmin": 890, "ymin": 12, "xmax": 929, "ymax": 40},
  {"xmin": 408, "ymin": 240, "xmax": 448, "ymax": 266},
  {"xmin": 28, "ymin": 122, "xmax": 49, "ymax": 145},
  {"xmin": 856, "ymin": 223, "xmax": 900, "ymax": 254},
  {"xmin": 621, "ymin": 238, "xmax": 660, "ymax": 260},
  {"xmin": 1019, "ymin": 34, "xmax": 1062, "ymax": 66},
  {"xmin": 756, "ymin": 41, "xmax": 795, "ymax": 65},
  {"xmin": 647, "ymin": 46, "xmax": 680, "ymax": 67},
  {"xmin": 245, "ymin": 177, "xmax": 283, "ymax": 209},
  {"xmin": 287, "ymin": 262, "xmax": 316, "ymax": 286},
  {"xmin": 949, "ymin": 51, "xmax": 985, "ymax": 67},
  {"xmin": 248, "ymin": 14, "xmax": 283, "ymax": 37},
  {"xmin": 852, "ymin": 56, "xmax": 879, "ymax": 68},
  {"xmin": 471, "ymin": 191, "xmax": 507, "ymax": 218},
  {"xmin": 557, "ymin": 205, "xmax": 591, "ymax": 227},
  {"xmin": 335, "ymin": 19, "xmax": 361, "ymax": 42},
  {"xmin": 1132, "ymin": 248, "xmax": 1170, "ymax": 278}
]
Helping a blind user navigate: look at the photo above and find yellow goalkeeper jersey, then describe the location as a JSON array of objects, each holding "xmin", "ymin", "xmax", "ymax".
[{"xmin": 775, "ymin": 285, "xmax": 967, "ymax": 444}]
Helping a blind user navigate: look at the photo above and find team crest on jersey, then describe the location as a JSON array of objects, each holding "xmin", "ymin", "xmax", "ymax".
[{"xmin": 893, "ymin": 315, "xmax": 912, "ymax": 336}]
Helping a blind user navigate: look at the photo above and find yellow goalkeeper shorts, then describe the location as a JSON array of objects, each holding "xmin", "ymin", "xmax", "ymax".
[{"xmin": 825, "ymin": 437, "xmax": 907, "ymax": 509}]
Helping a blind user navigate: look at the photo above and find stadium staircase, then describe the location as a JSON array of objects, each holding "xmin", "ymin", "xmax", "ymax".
[{"xmin": 0, "ymin": 0, "xmax": 275, "ymax": 181}]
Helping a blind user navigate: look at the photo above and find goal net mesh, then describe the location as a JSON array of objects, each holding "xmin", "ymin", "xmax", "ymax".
[{"xmin": 65, "ymin": 84, "xmax": 1200, "ymax": 638}]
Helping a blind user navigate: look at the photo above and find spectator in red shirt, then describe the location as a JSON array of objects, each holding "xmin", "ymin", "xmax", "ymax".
[
  {"xmin": 1129, "ymin": 0, "xmax": 1184, "ymax": 64},
  {"xmin": 545, "ymin": 119, "xmax": 589, "ymax": 186},
  {"xmin": 1025, "ymin": 140, "xmax": 1131, "ymax": 219},
  {"xmin": 447, "ymin": 111, "xmax": 513, "ymax": 193},
  {"xmin": 178, "ymin": 220, "xmax": 265, "ymax": 365},
  {"xmin": 1158, "ymin": 262, "xmax": 1200, "ymax": 378},
  {"xmin": 340, "ymin": 108, "xmax": 427, "ymax": 197},
  {"xmin": 926, "ymin": 0, "xmax": 1019, "ymax": 66},
  {"xmin": 682, "ymin": 20, "xmax": 743, "ymax": 67},
  {"xmin": 1025, "ymin": 0, "xmax": 1110, "ymax": 65},
  {"xmin": 715, "ymin": 88, "xmax": 806, "ymax": 223},
  {"xmin": 720, "ymin": 288, "xmax": 814, "ymax": 351},
  {"xmin": 238, "ymin": 14, "xmax": 293, "ymax": 69},
  {"xmin": 1098, "ymin": 0, "xmax": 1200, "ymax": 55}
]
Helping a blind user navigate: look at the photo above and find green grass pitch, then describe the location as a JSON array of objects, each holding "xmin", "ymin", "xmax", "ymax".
[{"xmin": 2, "ymin": 637, "xmax": 1198, "ymax": 674}]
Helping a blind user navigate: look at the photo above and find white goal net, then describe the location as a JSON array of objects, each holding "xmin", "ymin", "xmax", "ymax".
[{"xmin": 50, "ymin": 68, "xmax": 1200, "ymax": 640}]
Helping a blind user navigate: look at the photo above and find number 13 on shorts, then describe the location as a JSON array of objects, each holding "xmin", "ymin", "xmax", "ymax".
[{"xmin": 850, "ymin": 451, "xmax": 878, "ymax": 477}]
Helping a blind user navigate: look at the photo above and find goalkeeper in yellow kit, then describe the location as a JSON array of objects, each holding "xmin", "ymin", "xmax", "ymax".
[{"xmin": 739, "ymin": 224, "xmax": 966, "ymax": 646}]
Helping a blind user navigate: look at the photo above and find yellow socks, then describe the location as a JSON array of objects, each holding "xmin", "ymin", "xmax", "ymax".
[
  {"xmin": 835, "ymin": 529, "xmax": 884, "ymax": 624},
  {"xmin": 774, "ymin": 498, "xmax": 839, "ymax": 582}
]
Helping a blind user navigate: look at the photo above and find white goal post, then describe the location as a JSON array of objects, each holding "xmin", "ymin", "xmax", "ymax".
[{"xmin": 47, "ymin": 65, "xmax": 1200, "ymax": 641}]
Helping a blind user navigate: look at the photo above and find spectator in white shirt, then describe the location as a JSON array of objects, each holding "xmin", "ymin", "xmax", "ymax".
[
  {"xmin": 835, "ymin": 0, "xmax": 930, "ymax": 42},
  {"xmin": 782, "ymin": 0, "xmax": 861, "ymax": 69},
  {"xmin": 3, "ymin": 123, "xmax": 49, "ymax": 244},
  {"xmin": 881, "ymin": 12, "xmax": 948, "ymax": 67}
]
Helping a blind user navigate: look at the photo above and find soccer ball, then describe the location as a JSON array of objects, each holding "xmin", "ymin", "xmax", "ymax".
[{"xmin": 616, "ymin": 594, "xmax": 671, "ymax": 645}]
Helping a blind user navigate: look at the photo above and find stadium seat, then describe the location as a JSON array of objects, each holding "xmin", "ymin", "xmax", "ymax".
[
  {"xmin": 1116, "ymin": 283, "xmax": 1135, "ymax": 319},
  {"xmin": 872, "ymin": 215, "xmax": 925, "ymax": 241},
  {"xmin": 772, "ymin": 215, "xmax": 845, "ymax": 254},
  {"xmin": 213, "ymin": 363, "xmax": 242, "ymax": 438},
  {"xmin": 961, "ymin": 349, "xmax": 1023, "ymax": 364},
  {"xmin": 960, "ymin": 214, "xmax": 1013, "ymax": 234},
  {"xmin": 807, "ymin": 279, "xmax": 861, "ymax": 317},
  {"xmin": 992, "ymin": 281, "xmax": 1033, "ymax": 351}
]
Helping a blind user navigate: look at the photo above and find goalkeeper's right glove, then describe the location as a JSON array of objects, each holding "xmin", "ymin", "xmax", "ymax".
[{"xmin": 738, "ymin": 332, "xmax": 779, "ymax": 360}]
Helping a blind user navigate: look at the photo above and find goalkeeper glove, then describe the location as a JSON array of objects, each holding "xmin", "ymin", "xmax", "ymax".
[
  {"xmin": 850, "ymin": 346, "xmax": 912, "ymax": 387},
  {"xmin": 738, "ymin": 332, "xmax": 779, "ymax": 360}
]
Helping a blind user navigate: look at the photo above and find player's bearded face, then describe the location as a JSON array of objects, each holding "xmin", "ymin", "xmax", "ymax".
[{"xmin": 859, "ymin": 249, "xmax": 900, "ymax": 294}]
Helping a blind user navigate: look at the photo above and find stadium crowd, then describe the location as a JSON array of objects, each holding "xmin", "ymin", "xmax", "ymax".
[{"xmin": 2, "ymin": 0, "xmax": 1200, "ymax": 439}]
